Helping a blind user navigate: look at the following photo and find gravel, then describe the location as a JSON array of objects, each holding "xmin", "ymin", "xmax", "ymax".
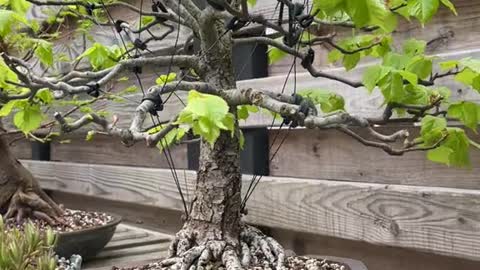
[
  {"xmin": 5, "ymin": 208, "xmax": 113, "ymax": 233},
  {"xmin": 114, "ymin": 256, "xmax": 348, "ymax": 270}
]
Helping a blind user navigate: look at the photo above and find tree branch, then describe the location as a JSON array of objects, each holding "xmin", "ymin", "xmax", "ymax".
[{"xmin": 54, "ymin": 112, "xmax": 178, "ymax": 147}]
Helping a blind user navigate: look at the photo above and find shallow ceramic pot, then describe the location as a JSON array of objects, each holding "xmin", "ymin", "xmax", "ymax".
[
  {"xmin": 55, "ymin": 214, "xmax": 122, "ymax": 260},
  {"xmin": 307, "ymin": 255, "xmax": 368, "ymax": 270}
]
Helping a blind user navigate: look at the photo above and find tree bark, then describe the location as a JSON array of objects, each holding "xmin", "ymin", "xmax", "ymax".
[
  {"xmin": 161, "ymin": 9, "xmax": 287, "ymax": 270},
  {"xmin": 185, "ymin": 13, "xmax": 242, "ymax": 246},
  {"xmin": 0, "ymin": 134, "xmax": 62, "ymax": 222}
]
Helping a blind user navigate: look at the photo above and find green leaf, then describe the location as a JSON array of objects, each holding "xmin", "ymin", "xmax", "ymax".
[
  {"xmin": 378, "ymin": 71, "xmax": 404, "ymax": 102},
  {"xmin": 407, "ymin": 0, "xmax": 440, "ymax": 24},
  {"xmin": 440, "ymin": 0, "xmax": 457, "ymax": 15},
  {"xmin": 447, "ymin": 101, "xmax": 480, "ymax": 131},
  {"xmin": 155, "ymin": 126, "xmax": 189, "ymax": 152},
  {"xmin": 247, "ymin": 0, "xmax": 257, "ymax": 7},
  {"xmin": 155, "ymin": 73, "xmax": 177, "ymax": 85},
  {"xmin": 86, "ymin": 130, "xmax": 96, "ymax": 141},
  {"xmin": 0, "ymin": 10, "xmax": 27, "ymax": 37},
  {"xmin": 237, "ymin": 105, "xmax": 258, "ymax": 120},
  {"xmin": 36, "ymin": 89, "xmax": 53, "ymax": 104},
  {"xmin": 176, "ymin": 90, "xmax": 235, "ymax": 147},
  {"xmin": 344, "ymin": 0, "xmax": 397, "ymax": 32},
  {"xmin": 34, "ymin": 40, "xmax": 54, "ymax": 67},
  {"xmin": 439, "ymin": 60, "xmax": 459, "ymax": 71},
  {"xmin": 9, "ymin": 0, "xmax": 31, "ymax": 14},
  {"xmin": 13, "ymin": 104, "xmax": 44, "ymax": 133},
  {"xmin": 342, "ymin": 53, "xmax": 360, "ymax": 70},
  {"xmin": 382, "ymin": 52, "xmax": 411, "ymax": 69},
  {"xmin": 77, "ymin": 43, "xmax": 118, "ymax": 70},
  {"xmin": 0, "ymin": 100, "xmax": 18, "ymax": 116},
  {"xmin": 427, "ymin": 145, "xmax": 452, "ymax": 165},
  {"xmin": 140, "ymin": 16, "xmax": 155, "ymax": 27},
  {"xmin": 434, "ymin": 128, "xmax": 470, "ymax": 167},
  {"xmin": 362, "ymin": 65, "xmax": 391, "ymax": 92},
  {"xmin": 403, "ymin": 39, "xmax": 426, "ymax": 56},
  {"xmin": 398, "ymin": 70, "xmax": 418, "ymax": 86},
  {"xmin": 420, "ymin": 115, "xmax": 447, "ymax": 146},
  {"xmin": 406, "ymin": 56, "xmax": 432, "ymax": 79},
  {"xmin": 268, "ymin": 46, "xmax": 288, "ymax": 64},
  {"xmin": 298, "ymin": 89, "xmax": 345, "ymax": 113}
]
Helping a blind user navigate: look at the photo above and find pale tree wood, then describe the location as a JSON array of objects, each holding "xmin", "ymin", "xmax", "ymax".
[
  {"xmin": 268, "ymin": 128, "xmax": 480, "ymax": 189},
  {"xmin": 52, "ymin": 47, "xmax": 479, "ymax": 131},
  {"xmin": 6, "ymin": 135, "xmax": 33, "ymax": 160},
  {"xmin": 21, "ymin": 160, "xmax": 480, "ymax": 261}
]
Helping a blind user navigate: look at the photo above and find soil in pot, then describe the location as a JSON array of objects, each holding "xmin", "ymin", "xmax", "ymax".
[
  {"xmin": 5, "ymin": 208, "xmax": 120, "ymax": 260},
  {"xmin": 113, "ymin": 256, "xmax": 354, "ymax": 270}
]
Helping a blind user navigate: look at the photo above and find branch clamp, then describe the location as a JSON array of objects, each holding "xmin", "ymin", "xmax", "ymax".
[
  {"xmin": 87, "ymin": 82, "xmax": 100, "ymax": 98},
  {"xmin": 301, "ymin": 48, "xmax": 315, "ymax": 68},
  {"xmin": 134, "ymin": 38, "xmax": 147, "ymax": 51},
  {"xmin": 226, "ymin": 17, "xmax": 248, "ymax": 32},
  {"xmin": 142, "ymin": 90, "xmax": 164, "ymax": 116}
]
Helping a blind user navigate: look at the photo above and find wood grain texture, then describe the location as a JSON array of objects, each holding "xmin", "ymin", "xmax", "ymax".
[
  {"xmin": 257, "ymin": 0, "xmax": 480, "ymax": 75},
  {"xmin": 83, "ymin": 224, "xmax": 172, "ymax": 270},
  {"xmin": 52, "ymin": 192, "xmax": 480, "ymax": 270},
  {"xmin": 22, "ymin": 160, "xmax": 480, "ymax": 261},
  {"xmin": 50, "ymin": 133, "xmax": 188, "ymax": 168},
  {"xmin": 268, "ymin": 127, "xmax": 480, "ymax": 189}
]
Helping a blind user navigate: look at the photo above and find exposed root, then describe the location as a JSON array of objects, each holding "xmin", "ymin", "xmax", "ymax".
[
  {"xmin": 4, "ymin": 188, "xmax": 64, "ymax": 225},
  {"xmin": 153, "ymin": 224, "xmax": 287, "ymax": 270}
]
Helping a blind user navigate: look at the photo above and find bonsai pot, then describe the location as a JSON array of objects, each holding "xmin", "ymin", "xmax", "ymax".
[
  {"xmin": 307, "ymin": 255, "xmax": 368, "ymax": 270},
  {"xmin": 55, "ymin": 214, "xmax": 122, "ymax": 260}
]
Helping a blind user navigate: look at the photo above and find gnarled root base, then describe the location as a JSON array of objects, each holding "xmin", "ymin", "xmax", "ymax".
[
  {"xmin": 4, "ymin": 188, "xmax": 63, "ymax": 225},
  {"xmin": 142, "ymin": 225, "xmax": 286, "ymax": 270}
]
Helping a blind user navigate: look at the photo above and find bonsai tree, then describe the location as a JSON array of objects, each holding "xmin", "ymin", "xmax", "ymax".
[{"xmin": 1, "ymin": 0, "xmax": 479, "ymax": 269}]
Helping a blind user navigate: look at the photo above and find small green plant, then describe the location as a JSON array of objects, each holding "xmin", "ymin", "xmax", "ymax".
[{"xmin": 0, "ymin": 216, "xmax": 57, "ymax": 270}]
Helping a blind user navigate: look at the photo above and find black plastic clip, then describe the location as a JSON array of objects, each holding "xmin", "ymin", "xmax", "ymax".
[
  {"xmin": 87, "ymin": 82, "xmax": 100, "ymax": 98},
  {"xmin": 114, "ymin": 20, "xmax": 126, "ymax": 33},
  {"xmin": 142, "ymin": 90, "xmax": 164, "ymax": 116},
  {"xmin": 226, "ymin": 17, "xmax": 247, "ymax": 32},
  {"xmin": 134, "ymin": 38, "xmax": 147, "ymax": 51},
  {"xmin": 297, "ymin": 14, "xmax": 314, "ymax": 28},
  {"xmin": 282, "ymin": 26, "xmax": 302, "ymax": 47},
  {"xmin": 86, "ymin": 3, "xmax": 95, "ymax": 16},
  {"xmin": 301, "ymin": 48, "xmax": 315, "ymax": 68}
]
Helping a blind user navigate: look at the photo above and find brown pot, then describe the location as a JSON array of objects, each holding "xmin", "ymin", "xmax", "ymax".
[
  {"xmin": 55, "ymin": 214, "xmax": 122, "ymax": 260},
  {"xmin": 307, "ymin": 255, "xmax": 368, "ymax": 270}
]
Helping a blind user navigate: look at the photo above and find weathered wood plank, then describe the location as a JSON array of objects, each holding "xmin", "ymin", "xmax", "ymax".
[
  {"xmin": 22, "ymin": 160, "xmax": 480, "ymax": 261},
  {"xmin": 268, "ymin": 127, "xmax": 480, "ymax": 189},
  {"xmin": 50, "ymin": 133, "xmax": 188, "ymax": 168},
  {"xmin": 83, "ymin": 224, "xmax": 171, "ymax": 270},
  {"xmin": 254, "ymin": 0, "xmax": 480, "ymax": 75},
  {"xmin": 53, "ymin": 191, "xmax": 480, "ymax": 270}
]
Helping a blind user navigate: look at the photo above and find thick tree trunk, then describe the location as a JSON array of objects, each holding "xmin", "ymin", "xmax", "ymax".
[
  {"xmin": 163, "ymin": 10, "xmax": 286, "ymax": 270},
  {"xmin": 0, "ymin": 134, "xmax": 62, "ymax": 222},
  {"xmin": 185, "ymin": 30, "xmax": 242, "ymax": 245}
]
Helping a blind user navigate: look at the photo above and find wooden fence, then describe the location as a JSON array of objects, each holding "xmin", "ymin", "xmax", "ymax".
[{"xmin": 7, "ymin": 1, "xmax": 480, "ymax": 270}]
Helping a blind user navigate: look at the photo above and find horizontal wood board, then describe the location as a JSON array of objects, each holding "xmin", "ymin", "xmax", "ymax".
[
  {"xmin": 84, "ymin": 224, "xmax": 172, "ymax": 270},
  {"xmin": 268, "ymin": 127, "xmax": 480, "ymax": 189},
  {"xmin": 253, "ymin": 0, "xmax": 480, "ymax": 75},
  {"xmin": 22, "ymin": 160, "xmax": 480, "ymax": 261}
]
